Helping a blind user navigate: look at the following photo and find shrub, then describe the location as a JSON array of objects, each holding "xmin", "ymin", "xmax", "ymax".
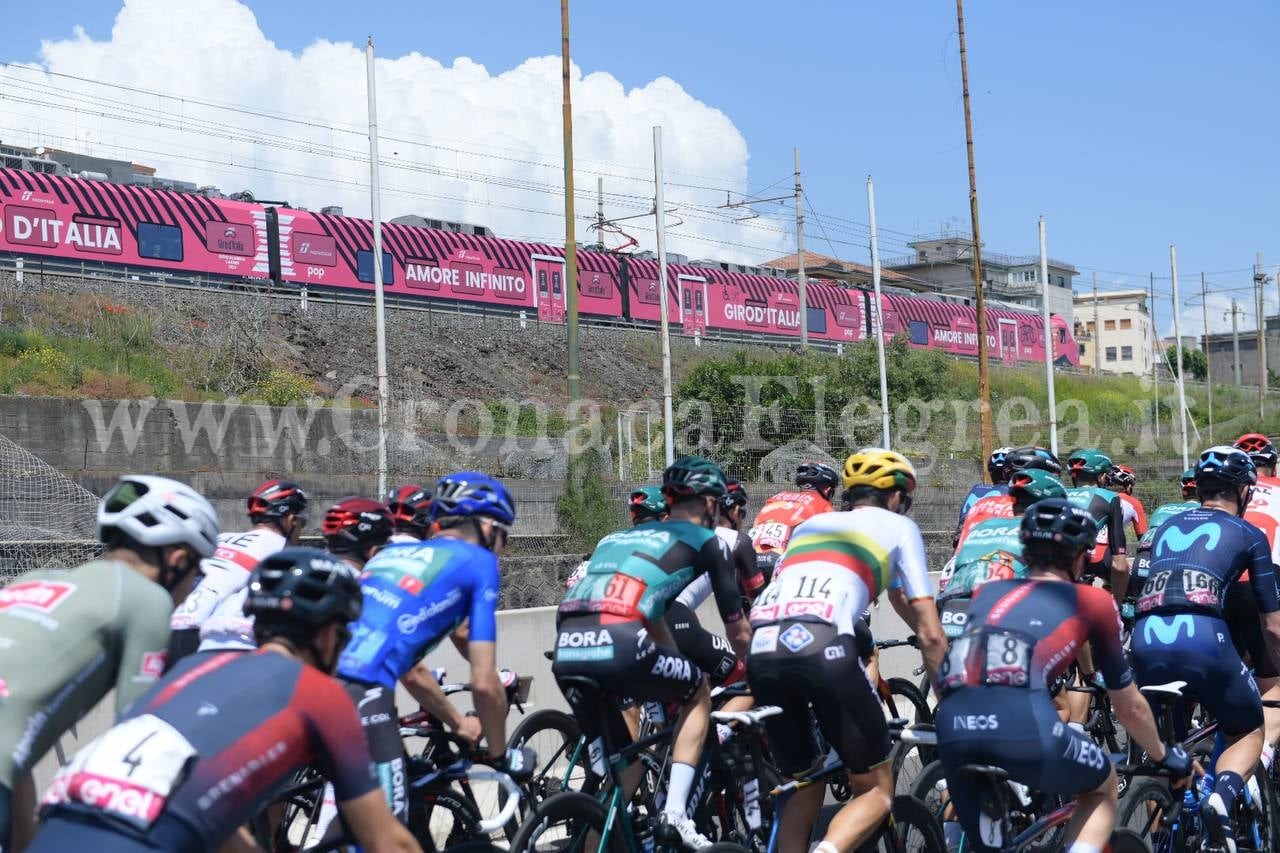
[
  {"xmin": 556, "ymin": 448, "xmax": 625, "ymax": 551},
  {"xmin": 249, "ymin": 369, "xmax": 316, "ymax": 407}
]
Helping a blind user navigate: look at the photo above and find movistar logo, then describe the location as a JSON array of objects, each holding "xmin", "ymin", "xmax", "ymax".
[
  {"xmin": 1142, "ymin": 614, "xmax": 1196, "ymax": 645},
  {"xmin": 1155, "ymin": 523, "xmax": 1221, "ymax": 557}
]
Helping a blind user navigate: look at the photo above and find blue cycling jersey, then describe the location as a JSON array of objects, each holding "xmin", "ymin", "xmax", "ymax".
[
  {"xmin": 956, "ymin": 483, "xmax": 1008, "ymax": 530},
  {"xmin": 338, "ymin": 538, "xmax": 500, "ymax": 689},
  {"xmin": 1137, "ymin": 506, "xmax": 1279, "ymax": 620}
]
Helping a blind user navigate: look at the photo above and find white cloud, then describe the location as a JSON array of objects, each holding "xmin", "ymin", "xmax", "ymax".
[{"xmin": 1, "ymin": 0, "xmax": 785, "ymax": 263}]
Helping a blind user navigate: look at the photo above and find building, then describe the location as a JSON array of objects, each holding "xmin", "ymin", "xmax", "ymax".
[
  {"xmin": 882, "ymin": 235, "xmax": 1076, "ymax": 325},
  {"xmin": 761, "ymin": 250, "xmax": 922, "ymax": 291},
  {"xmin": 1072, "ymin": 290, "xmax": 1153, "ymax": 375},
  {"xmin": 1204, "ymin": 318, "xmax": 1280, "ymax": 387}
]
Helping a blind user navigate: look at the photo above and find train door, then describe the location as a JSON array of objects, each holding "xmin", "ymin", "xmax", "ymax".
[
  {"xmin": 997, "ymin": 318, "xmax": 1018, "ymax": 362},
  {"xmin": 532, "ymin": 255, "xmax": 566, "ymax": 324},
  {"xmin": 678, "ymin": 275, "xmax": 708, "ymax": 336}
]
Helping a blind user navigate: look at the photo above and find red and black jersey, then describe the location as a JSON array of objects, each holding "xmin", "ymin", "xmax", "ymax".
[{"xmin": 938, "ymin": 579, "xmax": 1132, "ymax": 696}]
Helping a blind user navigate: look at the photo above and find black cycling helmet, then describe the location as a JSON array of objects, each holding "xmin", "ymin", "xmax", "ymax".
[
  {"xmin": 1180, "ymin": 468, "xmax": 1196, "ymax": 499},
  {"xmin": 1234, "ymin": 433, "xmax": 1278, "ymax": 470},
  {"xmin": 988, "ymin": 446, "xmax": 1013, "ymax": 482},
  {"xmin": 245, "ymin": 547, "xmax": 362, "ymax": 673},
  {"xmin": 719, "ymin": 479, "xmax": 749, "ymax": 514},
  {"xmin": 1005, "ymin": 446, "xmax": 1062, "ymax": 476},
  {"xmin": 321, "ymin": 497, "xmax": 393, "ymax": 556},
  {"xmin": 661, "ymin": 456, "xmax": 728, "ymax": 499},
  {"xmin": 795, "ymin": 462, "xmax": 840, "ymax": 494},
  {"xmin": 1020, "ymin": 498, "xmax": 1098, "ymax": 575},
  {"xmin": 247, "ymin": 479, "xmax": 309, "ymax": 523},
  {"xmin": 387, "ymin": 483, "xmax": 433, "ymax": 536},
  {"xmin": 1195, "ymin": 446, "xmax": 1257, "ymax": 489},
  {"xmin": 1104, "ymin": 465, "xmax": 1136, "ymax": 491}
]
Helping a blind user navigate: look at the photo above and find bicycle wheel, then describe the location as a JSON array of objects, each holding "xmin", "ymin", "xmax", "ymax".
[
  {"xmin": 412, "ymin": 786, "xmax": 485, "ymax": 853},
  {"xmin": 856, "ymin": 794, "xmax": 946, "ymax": 853},
  {"xmin": 909, "ymin": 759, "xmax": 949, "ymax": 822},
  {"xmin": 886, "ymin": 678, "xmax": 936, "ymax": 798},
  {"xmin": 509, "ymin": 709, "xmax": 592, "ymax": 800},
  {"xmin": 1234, "ymin": 764, "xmax": 1278, "ymax": 852},
  {"xmin": 510, "ymin": 790, "xmax": 629, "ymax": 853},
  {"xmin": 1107, "ymin": 827, "xmax": 1150, "ymax": 853},
  {"xmin": 1118, "ymin": 779, "xmax": 1192, "ymax": 850}
]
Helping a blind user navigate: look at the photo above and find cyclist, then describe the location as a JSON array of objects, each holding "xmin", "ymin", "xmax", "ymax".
[
  {"xmin": 1132, "ymin": 446, "xmax": 1280, "ymax": 848},
  {"xmin": 954, "ymin": 446, "xmax": 1013, "ymax": 530},
  {"xmin": 954, "ymin": 446, "xmax": 1061, "ymax": 546},
  {"xmin": 31, "ymin": 547, "xmax": 420, "ymax": 853},
  {"xmin": 747, "ymin": 448, "xmax": 946, "ymax": 853},
  {"xmin": 386, "ymin": 483, "xmax": 433, "ymax": 544},
  {"xmin": 1104, "ymin": 464, "xmax": 1148, "ymax": 540},
  {"xmin": 0, "ymin": 475, "xmax": 217, "ymax": 853},
  {"xmin": 1129, "ymin": 469, "xmax": 1197, "ymax": 618},
  {"xmin": 668, "ymin": 479, "xmax": 764, "ymax": 689},
  {"xmin": 935, "ymin": 498, "xmax": 1189, "ymax": 853},
  {"xmin": 321, "ymin": 496, "xmax": 393, "ymax": 570},
  {"xmin": 555, "ymin": 456, "xmax": 751, "ymax": 850},
  {"xmin": 169, "ymin": 478, "xmax": 308, "ymax": 662},
  {"xmin": 748, "ymin": 461, "xmax": 840, "ymax": 582},
  {"xmin": 334, "ymin": 472, "xmax": 526, "ymax": 826},
  {"xmin": 1064, "ymin": 448, "xmax": 1129, "ymax": 605},
  {"xmin": 565, "ymin": 486, "xmax": 667, "ymax": 590},
  {"xmin": 938, "ymin": 469, "xmax": 1067, "ymax": 636}
]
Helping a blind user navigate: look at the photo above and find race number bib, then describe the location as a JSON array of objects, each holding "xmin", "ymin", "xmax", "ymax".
[
  {"xmin": 983, "ymin": 630, "xmax": 1032, "ymax": 687},
  {"xmin": 1137, "ymin": 570, "xmax": 1170, "ymax": 614},
  {"xmin": 42, "ymin": 715, "xmax": 197, "ymax": 830},
  {"xmin": 750, "ymin": 521, "xmax": 791, "ymax": 551}
]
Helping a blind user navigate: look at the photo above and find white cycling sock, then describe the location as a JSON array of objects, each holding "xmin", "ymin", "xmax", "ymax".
[
  {"xmin": 1066, "ymin": 843, "xmax": 1102, "ymax": 853},
  {"xmin": 813, "ymin": 842, "xmax": 840, "ymax": 853},
  {"xmin": 1263, "ymin": 741, "xmax": 1276, "ymax": 771},
  {"xmin": 665, "ymin": 762, "xmax": 697, "ymax": 819}
]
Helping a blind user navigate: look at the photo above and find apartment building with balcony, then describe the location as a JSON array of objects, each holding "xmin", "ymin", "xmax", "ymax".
[{"xmin": 1073, "ymin": 289, "xmax": 1152, "ymax": 375}]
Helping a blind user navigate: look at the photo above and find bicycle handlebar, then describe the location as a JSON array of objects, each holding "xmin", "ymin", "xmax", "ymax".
[
  {"xmin": 469, "ymin": 768, "xmax": 524, "ymax": 833},
  {"xmin": 874, "ymin": 636, "xmax": 919, "ymax": 650}
]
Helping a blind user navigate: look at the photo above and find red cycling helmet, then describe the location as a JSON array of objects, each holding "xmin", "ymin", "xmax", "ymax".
[
  {"xmin": 1234, "ymin": 433, "xmax": 1278, "ymax": 470},
  {"xmin": 247, "ymin": 479, "xmax": 309, "ymax": 522},
  {"xmin": 321, "ymin": 497, "xmax": 392, "ymax": 556},
  {"xmin": 387, "ymin": 484, "xmax": 433, "ymax": 536}
]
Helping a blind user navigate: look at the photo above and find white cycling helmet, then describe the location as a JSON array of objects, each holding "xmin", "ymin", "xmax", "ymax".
[{"xmin": 97, "ymin": 475, "xmax": 219, "ymax": 558}]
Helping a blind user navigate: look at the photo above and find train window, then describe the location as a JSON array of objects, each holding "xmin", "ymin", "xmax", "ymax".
[
  {"xmin": 683, "ymin": 290, "xmax": 692, "ymax": 312},
  {"xmin": 538, "ymin": 270, "xmax": 548, "ymax": 294},
  {"xmin": 356, "ymin": 250, "xmax": 394, "ymax": 284},
  {"xmin": 807, "ymin": 306, "xmax": 827, "ymax": 335},
  {"xmin": 138, "ymin": 222, "xmax": 184, "ymax": 262},
  {"xmin": 694, "ymin": 289, "xmax": 704, "ymax": 314},
  {"xmin": 552, "ymin": 272, "xmax": 562, "ymax": 296},
  {"xmin": 908, "ymin": 320, "xmax": 929, "ymax": 346}
]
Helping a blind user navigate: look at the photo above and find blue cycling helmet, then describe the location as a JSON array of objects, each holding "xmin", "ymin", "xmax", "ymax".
[
  {"xmin": 1194, "ymin": 446, "xmax": 1257, "ymax": 489},
  {"xmin": 987, "ymin": 446, "xmax": 1013, "ymax": 482},
  {"xmin": 430, "ymin": 471, "xmax": 517, "ymax": 526}
]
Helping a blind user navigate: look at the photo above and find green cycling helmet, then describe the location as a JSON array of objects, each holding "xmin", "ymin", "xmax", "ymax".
[
  {"xmin": 1009, "ymin": 469, "xmax": 1068, "ymax": 503},
  {"xmin": 662, "ymin": 455, "xmax": 728, "ymax": 498},
  {"xmin": 1066, "ymin": 448, "xmax": 1113, "ymax": 479},
  {"xmin": 628, "ymin": 486, "xmax": 667, "ymax": 521}
]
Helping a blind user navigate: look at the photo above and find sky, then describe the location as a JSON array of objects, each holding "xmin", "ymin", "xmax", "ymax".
[{"xmin": 1, "ymin": 0, "xmax": 1276, "ymax": 337}]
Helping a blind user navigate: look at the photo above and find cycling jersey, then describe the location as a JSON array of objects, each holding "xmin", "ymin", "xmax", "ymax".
[
  {"xmin": 955, "ymin": 494, "xmax": 1015, "ymax": 546},
  {"xmin": 943, "ymin": 516, "xmax": 1025, "ymax": 602},
  {"xmin": 1065, "ymin": 486, "xmax": 1126, "ymax": 565},
  {"xmin": 1139, "ymin": 501, "xmax": 1198, "ymax": 550},
  {"xmin": 675, "ymin": 527, "xmax": 763, "ymax": 610},
  {"xmin": 954, "ymin": 483, "xmax": 1008, "ymax": 536},
  {"xmin": 34, "ymin": 649, "xmax": 377, "ymax": 852},
  {"xmin": 170, "ymin": 528, "xmax": 286, "ymax": 654},
  {"xmin": 747, "ymin": 490, "xmax": 832, "ymax": 553},
  {"xmin": 749, "ymin": 507, "xmax": 933, "ymax": 639},
  {"xmin": 1243, "ymin": 476, "xmax": 1280, "ymax": 564},
  {"xmin": 387, "ymin": 532, "xmax": 422, "ymax": 545},
  {"xmin": 338, "ymin": 539, "xmax": 500, "ymax": 690},
  {"xmin": 0, "ymin": 561, "xmax": 172, "ymax": 789},
  {"xmin": 559, "ymin": 520, "xmax": 742, "ymax": 626},
  {"xmin": 1118, "ymin": 492, "xmax": 1148, "ymax": 538}
]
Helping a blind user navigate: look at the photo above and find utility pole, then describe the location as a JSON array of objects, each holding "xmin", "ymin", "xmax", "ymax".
[
  {"xmin": 560, "ymin": 0, "xmax": 582, "ymax": 410},
  {"xmin": 1092, "ymin": 272, "xmax": 1101, "ymax": 375},
  {"xmin": 365, "ymin": 37, "xmax": 389, "ymax": 497},
  {"xmin": 653, "ymin": 127, "xmax": 675, "ymax": 466},
  {"xmin": 1170, "ymin": 246, "xmax": 1189, "ymax": 469},
  {"xmin": 1150, "ymin": 272, "xmax": 1159, "ymax": 441},
  {"xmin": 1201, "ymin": 272, "xmax": 1213, "ymax": 443},
  {"xmin": 596, "ymin": 176, "xmax": 604, "ymax": 247},
  {"xmin": 867, "ymin": 176, "xmax": 891, "ymax": 447},
  {"xmin": 1039, "ymin": 216, "xmax": 1058, "ymax": 456},
  {"xmin": 955, "ymin": 0, "xmax": 992, "ymax": 464},
  {"xmin": 794, "ymin": 147, "xmax": 808, "ymax": 348},
  {"xmin": 1231, "ymin": 299, "xmax": 1243, "ymax": 386},
  {"xmin": 1257, "ymin": 252, "xmax": 1269, "ymax": 419}
]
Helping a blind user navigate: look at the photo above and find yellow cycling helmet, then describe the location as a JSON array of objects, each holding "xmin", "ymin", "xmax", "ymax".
[{"xmin": 841, "ymin": 448, "xmax": 918, "ymax": 493}]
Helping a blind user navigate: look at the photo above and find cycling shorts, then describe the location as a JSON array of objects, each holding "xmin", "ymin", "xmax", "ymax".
[
  {"xmin": 552, "ymin": 616, "xmax": 702, "ymax": 752},
  {"xmin": 665, "ymin": 602, "xmax": 739, "ymax": 685},
  {"xmin": 936, "ymin": 687, "xmax": 1111, "ymax": 852},
  {"xmin": 1225, "ymin": 582, "xmax": 1280, "ymax": 680},
  {"xmin": 853, "ymin": 613, "xmax": 874, "ymax": 663},
  {"xmin": 28, "ymin": 808, "xmax": 203, "ymax": 853},
  {"xmin": 746, "ymin": 621, "xmax": 888, "ymax": 774},
  {"xmin": 340, "ymin": 680, "xmax": 408, "ymax": 823},
  {"xmin": 1132, "ymin": 612, "xmax": 1263, "ymax": 736}
]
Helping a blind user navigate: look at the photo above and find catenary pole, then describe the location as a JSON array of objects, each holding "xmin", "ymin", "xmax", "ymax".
[
  {"xmin": 955, "ymin": 0, "xmax": 992, "ymax": 465},
  {"xmin": 1171, "ymin": 246, "xmax": 1189, "ymax": 469},
  {"xmin": 1150, "ymin": 272, "xmax": 1159, "ymax": 440},
  {"xmin": 867, "ymin": 176, "xmax": 891, "ymax": 446},
  {"xmin": 1039, "ymin": 216, "xmax": 1058, "ymax": 456},
  {"xmin": 794, "ymin": 148, "xmax": 808, "ymax": 349},
  {"xmin": 653, "ymin": 127, "xmax": 675, "ymax": 466},
  {"xmin": 560, "ymin": 0, "xmax": 582, "ymax": 410},
  {"xmin": 365, "ymin": 37, "xmax": 389, "ymax": 497},
  {"xmin": 1093, "ymin": 272, "xmax": 1101, "ymax": 375},
  {"xmin": 1257, "ymin": 252, "xmax": 1267, "ymax": 420},
  {"xmin": 1201, "ymin": 272, "xmax": 1213, "ymax": 443}
]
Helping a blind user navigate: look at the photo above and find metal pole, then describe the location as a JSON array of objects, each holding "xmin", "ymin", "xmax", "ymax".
[
  {"xmin": 1171, "ymin": 246, "xmax": 1189, "ymax": 469},
  {"xmin": 560, "ymin": 0, "xmax": 582, "ymax": 409},
  {"xmin": 597, "ymin": 176, "xmax": 604, "ymax": 244},
  {"xmin": 1151, "ymin": 272, "xmax": 1159, "ymax": 440},
  {"xmin": 1232, "ymin": 300, "xmax": 1242, "ymax": 385},
  {"xmin": 616, "ymin": 411, "xmax": 624, "ymax": 479},
  {"xmin": 794, "ymin": 147, "xmax": 808, "ymax": 349},
  {"xmin": 1201, "ymin": 272, "xmax": 1213, "ymax": 444},
  {"xmin": 644, "ymin": 411, "xmax": 653, "ymax": 480},
  {"xmin": 653, "ymin": 127, "xmax": 676, "ymax": 466},
  {"xmin": 1092, "ymin": 272, "xmax": 1101, "ymax": 375},
  {"xmin": 365, "ymin": 37, "xmax": 390, "ymax": 497},
  {"xmin": 1257, "ymin": 252, "xmax": 1267, "ymax": 418},
  {"xmin": 956, "ymin": 0, "xmax": 992, "ymax": 464},
  {"xmin": 1038, "ymin": 216, "xmax": 1058, "ymax": 456},
  {"xmin": 866, "ymin": 176, "xmax": 891, "ymax": 446}
]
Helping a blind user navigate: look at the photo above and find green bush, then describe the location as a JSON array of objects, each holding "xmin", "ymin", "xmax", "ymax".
[
  {"xmin": 249, "ymin": 369, "xmax": 316, "ymax": 407},
  {"xmin": 0, "ymin": 328, "xmax": 41, "ymax": 358},
  {"xmin": 556, "ymin": 448, "xmax": 626, "ymax": 551}
]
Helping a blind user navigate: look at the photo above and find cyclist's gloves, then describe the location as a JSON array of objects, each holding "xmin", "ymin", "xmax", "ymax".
[
  {"xmin": 1157, "ymin": 744, "xmax": 1193, "ymax": 778},
  {"xmin": 493, "ymin": 745, "xmax": 538, "ymax": 781}
]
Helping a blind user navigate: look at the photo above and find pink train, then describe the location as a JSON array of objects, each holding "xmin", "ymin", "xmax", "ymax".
[{"xmin": 0, "ymin": 169, "xmax": 1081, "ymax": 366}]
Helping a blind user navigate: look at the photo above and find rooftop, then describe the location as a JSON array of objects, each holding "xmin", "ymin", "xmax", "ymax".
[{"xmin": 761, "ymin": 250, "xmax": 917, "ymax": 285}]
